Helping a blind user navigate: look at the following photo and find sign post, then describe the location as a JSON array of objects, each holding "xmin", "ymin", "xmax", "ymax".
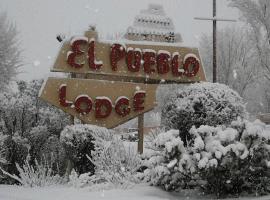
[
  {"xmin": 138, "ymin": 114, "xmax": 144, "ymax": 154},
  {"xmin": 69, "ymin": 73, "xmax": 76, "ymax": 125}
]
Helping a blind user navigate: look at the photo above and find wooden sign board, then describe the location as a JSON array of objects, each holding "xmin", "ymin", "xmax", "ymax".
[
  {"xmin": 51, "ymin": 30, "xmax": 206, "ymax": 83},
  {"xmin": 40, "ymin": 29, "xmax": 206, "ymax": 130},
  {"xmin": 39, "ymin": 78, "xmax": 157, "ymax": 128}
]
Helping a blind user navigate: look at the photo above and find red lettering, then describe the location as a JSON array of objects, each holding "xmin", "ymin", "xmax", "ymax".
[
  {"xmin": 171, "ymin": 54, "xmax": 183, "ymax": 76},
  {"xmin": 59, "ymin": 85, "xmax": 72, "ymax": 107},
  {"xmin": 143, "ymin": 51, "xmax": 156, "ymax": 74},
  {"xmin": 133, "ymin": 91, "xmax": 146, "ymax": 111},
  {"xmin": 184, "ymin": 57, "xmax": 200, "ymax": 77},
  {"xmin": 126, "ymin": 48, "xmax": 141, "ymax": 72},
  {"xmin": 88, "ymin": 40, "xmax": 103, "ymax": 70},
  {"xmin": 157, "ymin": 52, "xmax": 170, "ymax": 74},
  {"xmin": 115, "ymin": 97, "xmax": 130, "ymax": 117},
  {"xmin": 95, "ymin": 98, "xmax": 113, "ymax": 118},
  {"xmin": 74, "ymin": 95, "xmax": 93, "ymax": 114},
  {"xmin": 67, "ymin": 39, "xmax": 88, "ymax": 68},
  {"xmin": 58, "ymin": 86, "xmax": 148, "ymax": 118},
  {"xmin": 110, "ymin": 44, "xmax": 126, "ymax": 71}
]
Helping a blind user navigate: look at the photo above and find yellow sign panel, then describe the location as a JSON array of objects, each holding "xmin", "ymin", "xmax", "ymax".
[
  {"xmin": 52, "ymin": 30, "xmax": 206, "ymax": 83},
  {"xmin": 39, "ymin": 78, "xmax": 157, "ymax": 128}
]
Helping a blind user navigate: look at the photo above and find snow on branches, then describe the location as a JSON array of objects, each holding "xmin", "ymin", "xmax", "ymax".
[{"xmin": 143, "ymin": 118, "xmax": 270, "ymax": 197}]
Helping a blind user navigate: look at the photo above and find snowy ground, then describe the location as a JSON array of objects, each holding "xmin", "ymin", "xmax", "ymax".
[{"xmin": 0, "ymin": 184, "xmax": 270, "ymax": 200}]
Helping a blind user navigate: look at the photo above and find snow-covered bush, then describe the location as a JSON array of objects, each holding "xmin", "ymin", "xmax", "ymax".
[
  {"xmin": 0, "ymin": 149, "xmax": 6, "ymax": 165},
  {"xmin": 0, "ymin": 80, "xmax": 69, "ymax": 183},
  {"xmin": 64, "ymin": 126, "xmax": 141, "ymax": 189},
  {"xmin": 60, "ymin": 125, "xmax": 107, "ymax": 175},
  {"xmin": 68, "ymin": 169, "xmax": 93, "ymax": 188},
  {"xmin": 0, "ymin": 136, "xmax": 7, "ymax": 175},
  {"xmin": 144, "ymin": 127, "xmax": 165, "ymax": 144},
  {"xmin": 0, "ymin": 80, "xmax": 69, "ymax": 137},
  {"xmin": 0, "ymin": 159, "xmax": 64, "ymax": 187},
  {"xmin": 142, "ymin": 129, "xmax": 196, "ymax": 191},
  {"xmin": 0, "ymin": 133, "xmax": 29, "ymax": 184},
  {"xmin": 93, "ymin": 140, "xmax": 141, "ymax": 187},
  {"xmin": 161, "ymin": 82, "xmax": 246, "ymax": 145},
  {"xmin": 144, "ymin": 118, "xmax": 270, "ymax": 197},
  {"xmin": 26, "ymin": 126, "xmax": 49, "ymax": 163},
  {"xmin": 88, "ymin": 130, "xmax": 141, "ymax": 188},
  {"xmin": 40, "ymin": 135, "xmax": 66, "ymax": 176},
  {"xmin": 189, "ymin": 118, "xmax": 270, "ymax": 197},
  {"xmin": 0, "ymin": 79, "xmax": 76, "ymax": 184}
]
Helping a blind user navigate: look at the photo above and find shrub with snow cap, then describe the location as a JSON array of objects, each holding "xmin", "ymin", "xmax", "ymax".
[
  {"xmin": 88, "ymin": 130, "xmax": 141, "ymax": 189},
  {"xmin": 65, "ymin": 127, "xmax": 141, "ymax": 189},
  {"xmin": 189, "ymin": 118, "xmax": 270, "ymax": 197},
  {"xmin": 161, "ymin": 82, "xmax": 246, "ymax": 145},
  {"xmin": 143, "ymin": 129, "xmax": 196, "ymax": 191},
  {"xmin": 144, "ymin": 118, "xmax": 270, "ymax": 197},
  {"xmin": 60, "ymin": 124, "xmax": 110, "ymax": 175}
]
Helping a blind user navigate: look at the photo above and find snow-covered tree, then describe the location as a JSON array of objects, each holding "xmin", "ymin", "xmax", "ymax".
[
  {"xmin": 0, "ymin": 80, "xmax": 69, "ymax": 137},
  {"xmin": 0, "ymin": 13, "xmax": 21, "ymax": 91},
  {"xmin": 199, "ymin": 27, "xmax": 258, "ymax": 97},
  {"xmin": 0, "ymin": 80, "xmax": 69, "ymax": 183},
  {"xmin": 229, "ymin": 0, "xmax": 270, "ymax": 81},
  {"xmin": 263, "ymin": 83, "xmax": 270, "ymax": 112}
]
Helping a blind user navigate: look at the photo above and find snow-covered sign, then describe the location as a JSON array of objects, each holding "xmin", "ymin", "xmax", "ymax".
[
  {"xmin": 51, "ymin": 30, "xmax": 206, "ymax": 83},
  {"xmin": 39, "ymin": 78, "xmax": 157, "ymax": 128},
  {"xmin": 40, "ymin": 28, "xmax": 205, "ymax": 128}
]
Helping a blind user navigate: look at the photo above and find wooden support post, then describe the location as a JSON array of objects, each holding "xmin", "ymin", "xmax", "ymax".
[
  {"xmin": 138, "ymin": 114, "xmax": 144, "ymax": 154},
  {"xmin": 66, "ymin": 73, "xmax": 75, "ymax": 178},
  {"xmin": 70, "ymin": 73, "xmax": 76, "ymax": 125},
  {"xmin": 70, "ymin": 115, "xmax": 75, "ymax": 125}
]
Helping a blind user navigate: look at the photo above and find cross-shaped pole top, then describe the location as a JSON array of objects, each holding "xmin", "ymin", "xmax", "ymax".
[{"xmin": 194, "ymin": 0, "xmax": 236, "ymax": 83}]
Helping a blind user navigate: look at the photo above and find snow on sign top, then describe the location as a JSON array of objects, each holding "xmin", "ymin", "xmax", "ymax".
[{"xmin": 51, "ymin": 29, "xmax": 206, "ymax": 84}]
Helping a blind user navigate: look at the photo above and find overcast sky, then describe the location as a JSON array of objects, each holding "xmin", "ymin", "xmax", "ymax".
[{"xmin": 0, "ymin": 0, "xmax": 240, "ymax": 81}]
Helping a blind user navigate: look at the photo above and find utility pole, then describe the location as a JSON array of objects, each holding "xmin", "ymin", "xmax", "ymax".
[
  {"xmin": 213, "ymin": 0, "xmax": 217, "ymax": 83},
  {"xmin": 194, "ymin": 0, "xmax": 236, "ymax": 83}
]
